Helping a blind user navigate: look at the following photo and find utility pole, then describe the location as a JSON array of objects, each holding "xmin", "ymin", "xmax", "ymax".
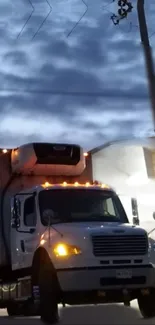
[
  {"xmin": 137, "ymin": 0, "xmax": 155, "ymax": 130},
  {"xmin": 111, "ymin": 0, "xmax": 155, "ymax": 130}
]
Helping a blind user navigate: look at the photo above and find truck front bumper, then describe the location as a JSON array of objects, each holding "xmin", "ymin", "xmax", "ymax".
[{"xmin": 57, "ymin": 264, "xmax": 155, "ymax": 292}]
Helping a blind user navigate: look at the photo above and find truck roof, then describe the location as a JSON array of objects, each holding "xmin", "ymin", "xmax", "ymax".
[{"xmin": 18, "ymin": 182, "xmax": 115, "ymax": 195}]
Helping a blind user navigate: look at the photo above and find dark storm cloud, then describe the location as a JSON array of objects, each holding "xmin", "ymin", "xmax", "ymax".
[
  {"xmin": 0, "ymin": 132, "xmax": 43, "ymax": 147},
  {"xmin": 0, "ymin": 0, "xmax": 154, "ymax": 148},
  {"xmin": 5, "ymin": 51, "xmax": 28, "ymax": 65}
]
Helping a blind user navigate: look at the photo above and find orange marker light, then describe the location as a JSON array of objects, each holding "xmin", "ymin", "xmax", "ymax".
[
  {"xmin": 42, "ymin": 182, "xmax": 52, "ymax": 188},
  {"xmin": 101, "ymin": 184, "xmax": 110, "ymax": 189},
  {"xmin": 62, "ymin": 182, "xmax": 67, "ymax": 186},
  {"xmin": 74, "ymin": 182, "xmax": 79, "ymax": 186}
]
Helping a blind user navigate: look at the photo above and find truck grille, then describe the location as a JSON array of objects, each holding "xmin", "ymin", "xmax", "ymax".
[{"xmin": 92, "ymin": 234, "xmax": 148, "ymax": 257}]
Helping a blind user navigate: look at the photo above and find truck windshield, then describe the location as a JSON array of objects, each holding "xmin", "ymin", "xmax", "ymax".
[{"xmin": 39, "ymin": 189, "xmax": 128, "ymax": 226}]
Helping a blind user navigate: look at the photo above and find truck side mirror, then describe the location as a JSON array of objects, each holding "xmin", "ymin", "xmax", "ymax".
[
  {"xmin": 132, "ymin": 216, "xmax": 140, "ymax": 226},
  {"xmin": 12, "ymin": 197, "xmax": 20, "ymax": 229},
  {"xmin": 11, "ymin": 215, "xmax": 20, "ymax": 229},
  {"xmin": 131, "ymin": 198, "xmax": 138, "ymax": 216},
  {"xmin": 153, "ymin": 212, "xmax": 155, "ymax": 220}
]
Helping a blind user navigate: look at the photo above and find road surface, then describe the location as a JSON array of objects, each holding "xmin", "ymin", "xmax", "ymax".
[{"xmin": 0, "ymin": 301, "xmax": 155, "ymax": 324}]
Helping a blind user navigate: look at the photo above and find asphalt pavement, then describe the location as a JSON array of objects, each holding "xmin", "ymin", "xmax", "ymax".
[{"xmin": 0, "ymin": 301, "xmax": 155, "ymax": 325}]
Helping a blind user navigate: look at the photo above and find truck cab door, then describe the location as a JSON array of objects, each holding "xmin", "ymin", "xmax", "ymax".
[
  {"xmin": 19, "ymin": 195, "xmax": 40, "ymax": 268},
  {"xmin": 11, "ymin": 195, "xmax": 39, "ymax": 270}
]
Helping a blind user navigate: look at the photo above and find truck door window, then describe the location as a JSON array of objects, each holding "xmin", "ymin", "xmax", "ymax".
[
  {"xmin": 106, "ymin": 198, "xmax": 116, "ymax": 215},
  {"xmin": 24, "ymin": 196, "xmax": 36, "ymax": 227}
]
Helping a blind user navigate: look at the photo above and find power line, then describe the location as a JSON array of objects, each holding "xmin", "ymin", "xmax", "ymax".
[
  {"xmin": 67, "ymin": 0, "xmax": 88, "ymax": 37},
  {"xmin": 0, "ymin": 88, "xmax": 148, "ymax": 99}
]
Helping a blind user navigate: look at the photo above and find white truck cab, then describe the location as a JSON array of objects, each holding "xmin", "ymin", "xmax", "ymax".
[{"xmin": 11, "ymin": 182, "xmax": 155, "ymax": 322}]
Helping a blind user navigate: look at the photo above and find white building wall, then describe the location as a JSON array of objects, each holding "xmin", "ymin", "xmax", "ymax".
[{"xmin": 92, "ymin": 144, "xmax": 155, "ymax": 232}]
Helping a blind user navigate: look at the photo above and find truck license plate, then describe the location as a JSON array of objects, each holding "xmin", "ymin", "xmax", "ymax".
[{"xmin": 116, "ymin": 269, "xmax": 132, "ymax": 279}]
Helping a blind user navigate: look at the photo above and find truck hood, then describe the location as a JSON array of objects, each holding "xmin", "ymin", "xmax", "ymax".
[
  {"xmin": 42, "ymin": 222, "xmax": 148, "ymax": 268},
  {"xmin": 53, "ymin": 222, "xmax": 147, "ymax": 238}
]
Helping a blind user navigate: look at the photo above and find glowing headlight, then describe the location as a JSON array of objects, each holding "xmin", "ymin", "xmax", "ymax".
[{"xmin": 53, "ymin": 243, "xmax": 81, "ymax": 257}]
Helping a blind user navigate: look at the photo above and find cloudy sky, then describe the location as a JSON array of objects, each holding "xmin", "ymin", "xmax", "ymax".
[{"xmin": 0, "ymin": 0, "xmax": 155, "ymax": 150}]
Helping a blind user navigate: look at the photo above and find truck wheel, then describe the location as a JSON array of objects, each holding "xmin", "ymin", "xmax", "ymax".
[
  {"xmin": 39, "ymin": 263, "xmax": 59, "ymax": 324},
  {"xmin": 7, "ymin": 302, "xmax": 21, "ymax": 316},
  {"xmin": 138, "ymin": 290, "xmax": 155, "ymax": 318}
]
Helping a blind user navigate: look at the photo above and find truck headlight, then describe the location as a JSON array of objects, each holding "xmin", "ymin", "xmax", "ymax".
[{"xmin": 53, "ymin": 243, "xmax": 81, "ymax": 257}]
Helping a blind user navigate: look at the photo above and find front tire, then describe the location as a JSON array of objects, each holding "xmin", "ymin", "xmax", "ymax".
[
  {"xmin": 138, "ymin": 289, "xmax": 155, "ymax": 318},
  {"xmin": 39, "ymin": 263, "xmax": 59, "ymax": 324}
]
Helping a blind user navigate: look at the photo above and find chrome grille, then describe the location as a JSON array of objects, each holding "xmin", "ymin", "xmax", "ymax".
[{"xmin": 92, "ymin": 234, "xmax": 148, "ymax": 256}]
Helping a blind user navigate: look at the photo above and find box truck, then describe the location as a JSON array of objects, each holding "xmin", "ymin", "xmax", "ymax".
[{"xmin": 0, "ymin": 142, "xmax": 155, "ymax": 323}]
